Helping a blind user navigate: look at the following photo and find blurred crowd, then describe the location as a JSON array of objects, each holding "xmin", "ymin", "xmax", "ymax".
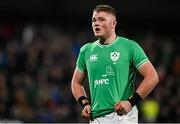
[{"xmin": 0, "ymin": 22, "xmax": 179, "ymax": 123}]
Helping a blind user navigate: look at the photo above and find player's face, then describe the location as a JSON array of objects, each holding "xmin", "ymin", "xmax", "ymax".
[{"xmin": 92, "ymin": 11, "xmax": 116, "ymax": 38}]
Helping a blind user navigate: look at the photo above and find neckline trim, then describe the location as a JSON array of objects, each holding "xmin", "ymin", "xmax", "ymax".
[{"xmin": 96, "ymin": 36, "xmax": 119, "ymax": 48}]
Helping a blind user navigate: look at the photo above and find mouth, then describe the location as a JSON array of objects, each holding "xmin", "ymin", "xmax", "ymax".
[{"xmin": 95, "ymin": 27, "xmax": 101, "ymax": 32}]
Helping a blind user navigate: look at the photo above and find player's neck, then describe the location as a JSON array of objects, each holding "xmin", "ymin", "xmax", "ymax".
[{"xmin": 99, "ymin": 33, "xmax": 117, "ymax": 45}]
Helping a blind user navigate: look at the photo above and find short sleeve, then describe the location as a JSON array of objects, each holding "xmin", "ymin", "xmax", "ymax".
[
  {"xmin": 76, "ymin": 44, "xmax": 88, "ymax": 72},
  {"xmin": 130, "ymin": 42, "xmax": 149, "ymax": 69}
]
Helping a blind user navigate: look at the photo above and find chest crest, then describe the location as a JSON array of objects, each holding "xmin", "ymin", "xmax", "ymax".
[{"xmin": 110, "ymin": 52, "xmax": 120, "ymax": 62}]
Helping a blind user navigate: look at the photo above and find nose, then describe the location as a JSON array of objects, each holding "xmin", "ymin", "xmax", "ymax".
[
  {"xmin": 92, "ymin": 20, "xmax": 100, "ymax": 27},
  {"xmin": 93, "ymin": 22, "xmax": 100, "ymax": 28},
  {"xmin": 94, "ymin": 23, "xmax": 100, "ymax": 27}
]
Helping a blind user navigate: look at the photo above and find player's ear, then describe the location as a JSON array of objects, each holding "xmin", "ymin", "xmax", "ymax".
[{"xmin": 112, "ymin": 20, "xmax": 117, "ymax": 28}]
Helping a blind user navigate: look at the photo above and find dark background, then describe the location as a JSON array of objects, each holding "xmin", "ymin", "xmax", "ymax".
[
  {"xmin": 0, "ymin": 0, "xmax": 179, "ymax": 123},
  {"xmin": 1, "ymin": 0, "xmax": 180, "ymax": 27}
]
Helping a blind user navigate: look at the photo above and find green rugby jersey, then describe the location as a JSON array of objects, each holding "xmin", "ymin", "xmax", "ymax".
[{"xmin": 76, "ymin": 36, "xmax": 148, "ymax": 118}]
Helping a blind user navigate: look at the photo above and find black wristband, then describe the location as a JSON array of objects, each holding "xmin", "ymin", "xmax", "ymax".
[
  {"xmin": 78, "ymin": 96, "xmax": 90, "ymax": 108},
  {"xmin": 128, "ymin": 92, "xmax": 142, "ymax": 107}
]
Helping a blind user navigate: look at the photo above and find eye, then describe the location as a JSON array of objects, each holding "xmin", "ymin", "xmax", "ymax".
[
  {"xmin": 92, "ymin": 18, "xmax": 96, "ymax": 22},
  {"xmin": 99, "ymin": 17, "xmax": 105, "ymax": 21}
]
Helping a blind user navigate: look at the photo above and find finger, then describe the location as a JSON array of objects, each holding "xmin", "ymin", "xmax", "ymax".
[
  {"xmin": 117, "ymin": 108, "xmax": 127, "ymax": 115},
  {"xmin": 81, "ymin": 112, "xmax": 88, "ymax": 118},
  {"xmin": 87, "ymin": 107, "xmax": 91, "ymax": 114},
  {"xmin": 114, "ymin": 102, "xmax": 119, "ymax": 107},
  {"xmin": 84, "ymin": 111, "xmax": 91, "ymax": 118},
  {"xmin": 115, "ymin": 102, "xmax": 122, "ymax": 111},
  {"xmin": 81, "ymin": 109, "xmax": 86, "ymax": 117},
  {"xmin": 82, "ymin": 109, "xmax": 91, "ymax": 118}
]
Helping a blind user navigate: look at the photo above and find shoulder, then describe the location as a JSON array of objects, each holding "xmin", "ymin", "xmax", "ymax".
[
  {"xmin": 119, "ymin": 37, "xmax": 137, "ymax": 45},
  {"xmin": 79, "ymin": 41, "xmax": 97, "ymax": 52},
  {"xmin": 118, "ymin": 36, "xmax": 139, "ymax": 46}
]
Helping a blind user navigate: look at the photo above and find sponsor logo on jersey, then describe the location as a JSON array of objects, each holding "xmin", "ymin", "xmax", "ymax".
[
  {"xmin": 94, "ymin": 78, "xmax": 109, "ymax": 88},
  {"xmin": 110, "ymin": 52, "xmax": 120, "ymax": 62},
  {"xmin": 90, "ymin": 54, "xmax": 98, "ymax": 62}
]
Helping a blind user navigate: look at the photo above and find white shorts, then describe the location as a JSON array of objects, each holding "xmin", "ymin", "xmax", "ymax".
[{"xmin": 90, "ymin": 106, "xmax": 138, "ymax": 124}]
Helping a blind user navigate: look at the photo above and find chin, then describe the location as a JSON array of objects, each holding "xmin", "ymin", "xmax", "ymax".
[{"xmin": 95, "ymin": 33, "xmax": 102, "ymax": 38}]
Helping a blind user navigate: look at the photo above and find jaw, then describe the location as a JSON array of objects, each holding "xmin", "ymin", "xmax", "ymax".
[
  {"xmin": 94, "ymin": 33, "xmax": 101, "ymax": 37},
  {"xmin": 94, "ymin": 30, "xmax": 104, "ymax": 37}
]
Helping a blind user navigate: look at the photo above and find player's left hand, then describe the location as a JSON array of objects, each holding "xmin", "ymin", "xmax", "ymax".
[{"xmin": 114, "ymin": 100, "xmax": 132, "ymax": 115}]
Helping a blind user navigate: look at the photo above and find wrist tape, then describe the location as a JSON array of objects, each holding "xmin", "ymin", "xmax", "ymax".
[
  {"xmin": 128, "ymin": 92, "xmax": 142, "ymax": 107},
  {"xmin": 78, "ymin": 96, "xmax": 90, "ymax": 108}
]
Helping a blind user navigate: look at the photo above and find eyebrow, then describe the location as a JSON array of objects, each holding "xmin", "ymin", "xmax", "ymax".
[{"xmin": 92, "ymin": 16, "xmax": 105, "ymax": 19}]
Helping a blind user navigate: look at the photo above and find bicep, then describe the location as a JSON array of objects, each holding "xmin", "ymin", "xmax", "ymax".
[
  {"xmin": 71, "ymin": 68, "xmax": 87, "ymax": 86},
  {"xmin": 137, "ymin": 61, "xmax": 158, "ymax": 79}
]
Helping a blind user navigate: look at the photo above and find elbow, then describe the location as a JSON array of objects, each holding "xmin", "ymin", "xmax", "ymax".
[
  {"xmin": 71, "ymin": 80, "xmax": 75, "ymax": 93},
  {"xmin": 153, "ymin": 72, "xmax": 159, "ymax": 85},
  {"xmin": 147, "ymin": 71, "xmax": 159, "ymax": 85},
  {"xmin": 71, "ymin": 79, "xmax": 76, "ymax": 94},
  {"xmin": 155, "ymin": 75, "xmax": 159, "ymax": 84},
  {"xmin": 71, "ymin": 82, "xmax": 73, "ymax": 92}
]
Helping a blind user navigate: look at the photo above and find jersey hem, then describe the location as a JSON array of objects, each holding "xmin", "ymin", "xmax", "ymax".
[{"xmin": 92, "ymin": 110, "xmax": 114, "ymax": 119}]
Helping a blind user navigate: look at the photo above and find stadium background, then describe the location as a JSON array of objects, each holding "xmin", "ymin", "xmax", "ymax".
[{"xmin": 0, "ymin": 0, "xmax": 179, "ymax": 123}]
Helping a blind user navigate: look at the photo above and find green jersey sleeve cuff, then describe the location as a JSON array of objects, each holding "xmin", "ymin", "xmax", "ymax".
[
  {"xmin": 136, "ymin": 59, "xmax": 149, "ymax": 69},
  {"xmin": 76, "ymin": 66, "xmax": 86, "ymax": 72}
]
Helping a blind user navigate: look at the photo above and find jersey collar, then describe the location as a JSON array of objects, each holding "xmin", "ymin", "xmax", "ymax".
[{"xmin": 96, "ymin": 36, "xmax": 119, "ymax": 48}]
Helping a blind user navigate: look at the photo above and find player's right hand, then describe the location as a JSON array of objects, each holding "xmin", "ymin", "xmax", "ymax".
[{"xmin": 81, "ymin": 104, "xmax": 91, "ymax": 118}]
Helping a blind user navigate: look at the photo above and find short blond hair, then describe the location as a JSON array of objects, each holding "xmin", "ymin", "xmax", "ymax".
[{"xmin": 93, "ymin": 5, "xmax": 117, "ymax": 18}]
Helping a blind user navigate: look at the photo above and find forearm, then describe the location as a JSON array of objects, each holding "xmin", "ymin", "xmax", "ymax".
[
  {"xmin": 71, "ymin": 82, "xmax": 91, "ymax": 108},
  {"xmin": 71, "ymin": 68, "xmax": 88, "ymax": 101},
  {"xmin": 71, "ymin": 82, "xmax": 87, "ymax": 101},
  {"xmin": 136, "ymin": 76, "xmax": 159, "ymax": 99}
]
